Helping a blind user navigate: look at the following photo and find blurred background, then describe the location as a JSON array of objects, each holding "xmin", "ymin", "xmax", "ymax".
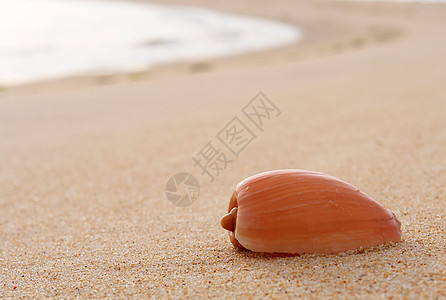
[{"xmin": 0, "ymin": 0, "xmax": 300, "ymax": 87}]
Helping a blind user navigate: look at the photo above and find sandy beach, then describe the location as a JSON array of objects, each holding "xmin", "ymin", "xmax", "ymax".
[{"xmin": 1, "ymin": 0, "xmax": 445, "ymax": 298}]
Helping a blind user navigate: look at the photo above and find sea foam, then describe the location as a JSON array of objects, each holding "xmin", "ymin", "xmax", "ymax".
[{"xmin": 0, "ymin": 0, "xmax": 301, "ymax": 85}]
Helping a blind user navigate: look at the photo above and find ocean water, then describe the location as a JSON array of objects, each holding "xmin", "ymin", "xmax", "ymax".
[{"xmin": 0, "ymin": 0, "xmax": 301, "ymax": 85}]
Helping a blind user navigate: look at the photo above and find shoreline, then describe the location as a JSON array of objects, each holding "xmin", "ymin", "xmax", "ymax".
[
  {"xmin": 3, "ymin": 0, "xmax": 446, "ymax": 95},
  {"xmin": 0, "ymin": 0, "xmax": 412, "ymax": 95},
  {"xmin": 0, "ymin": 0, "xmax": 301, "ymax": 90}
]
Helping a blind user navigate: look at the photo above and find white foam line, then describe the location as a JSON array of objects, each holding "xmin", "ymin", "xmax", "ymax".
[{"xmin": 0, "ymin": 0, "xmax": 302, "ymax": 85}]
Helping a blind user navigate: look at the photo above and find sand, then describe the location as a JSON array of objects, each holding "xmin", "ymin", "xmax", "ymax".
[{"xmin": 1, "ymin": 0, "xmax": 445, "ymax": 298}]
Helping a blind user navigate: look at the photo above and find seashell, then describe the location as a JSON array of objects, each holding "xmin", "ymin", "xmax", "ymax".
[{"xmin": 220, "ymin": 169, "xmax": 401, "ymax": 254}]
